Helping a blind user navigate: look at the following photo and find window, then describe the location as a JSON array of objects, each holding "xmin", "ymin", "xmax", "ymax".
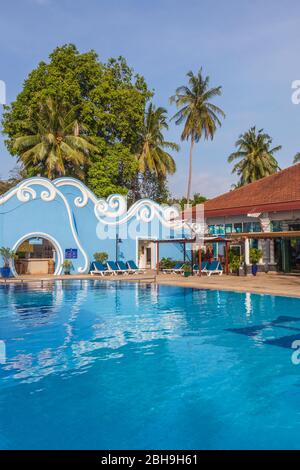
[
  {"xmin": 243, "ymin": 222, "xmax": 261, "ymax": 233},
  {"xmin": 233, "ymin": 223, "xmax": 242, "ymax": 233},
  {"xmin": 216, "ymin": 225, "xmax": 225, "ymax": 235},
  {"xmin": 225, "ymin": 224, "xmax": 232, "ymax": 234},
  {"xmin": 252, "ymin": 222, "xmax": 261, "ymax": 232},
  {"xmin": 243, "ymin": 222, "xmax": 252, "ymax": 233},
  {"xmin": 271, "ymin": 221, "xmax": 282, "ymax": 232}
]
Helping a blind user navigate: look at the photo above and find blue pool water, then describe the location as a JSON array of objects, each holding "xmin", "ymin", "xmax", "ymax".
[{"xmin": 1, "ymin": 280, "xmax": 300, "ymax": 449}]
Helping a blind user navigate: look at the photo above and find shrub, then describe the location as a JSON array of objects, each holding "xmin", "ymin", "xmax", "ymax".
[
  {"xmin": 94, "ymin": 252, "xmax": 108, "ymax": 264},
  {"xmin": 249, "ymin": 248, "xmax": 263, "ymax": 264},
  {"xmin": 181, "ymin": 263, "xmax": 192, "ymax": 273},
  {"xmin": 159, "ymin": 257, "xmax": 177, "ymax": 269},
  {"xmin": 0, "ymin": 247, "xmax": 16, "ymax": 267}
]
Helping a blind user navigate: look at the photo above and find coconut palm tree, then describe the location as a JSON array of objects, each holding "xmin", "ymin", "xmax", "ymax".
[
  {"xmin": 228, "ymin": 127, "xmax": 281, "ymax": 186},
  {"xmin": 293, "ymin": 153, "xmax": 300, "ymax": 163},
  {"xmin": 137, "ymin": 103, "xmax": 179, "ymax": 176},
  {"xmin": 170, "ymin": 69, "xmax": 225, "ymax": 204},
  {"xmin": 13, "ymin": 98, "xmax": 98, "ymax": 179}
]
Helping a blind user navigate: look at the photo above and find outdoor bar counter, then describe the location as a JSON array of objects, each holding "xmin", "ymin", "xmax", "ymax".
[{"xmin": 15, "ymin": 259, "xmax": 55, "ymax": 275}]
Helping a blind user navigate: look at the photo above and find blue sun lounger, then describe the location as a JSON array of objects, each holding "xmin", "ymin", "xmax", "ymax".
[
  {"xmin": 126, "ymin": 260, "xmax": 146, "ymax": 274},
  {"xmin": 90, "ymin": 261, "xmax": 112, "ymax": 276},
  {"xmin": 117, "ymin": 260, "xmax": 132, "ymax": 274},
  {"xmin": 162, "ymin": 262, "xmax": 183, "ymax": 274},
  {"xmin": 107, "ymin": 260, "xmax": 125, "ymax": 275},
  {"xmin": 193, "ymin": 262, "xmax": 207, "ymax": 274},
  {"xmin": 203, "ymin": 260, "xmax": 223, "ymax": 276}
]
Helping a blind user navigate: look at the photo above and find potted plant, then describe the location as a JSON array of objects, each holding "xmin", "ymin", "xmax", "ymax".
[
  {"xmin": 61, "ymin": 260, "xmax": 74, "ymax": 275},
  {"xmin": 228, "ymin": 249, "xmax": 242, "ymax": 275},
  {"xmin": 182, "ymin": 263, "xmax": 192, "ymax": 277},
  {"xmin": 229, "ymin": 254, "xmax": 242, "ymax": 275},
  {"xmin": 0, "ymin": 247, "xmax": 16, "ymax": 278},
  {"xmin": 249, "ymin": 248, "xmax": 263, "ymax": 276},
  {"xmin": 93, "ymin": 252, "xmax": 108, "ymax": 264}
]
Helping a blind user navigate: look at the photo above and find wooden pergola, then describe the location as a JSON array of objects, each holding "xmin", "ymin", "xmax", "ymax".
[{"xmin": 154, "ymin": 236, "xmax": 231, "ymax": 276}]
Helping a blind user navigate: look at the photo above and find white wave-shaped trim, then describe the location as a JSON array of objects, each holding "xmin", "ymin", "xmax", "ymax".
[
  {"xmin": 0, "ymin": 177, "xmax": 203, "ymax": 250},
  {"xmin": 94, "ymin": 195, "xmax": 182, "ymax": 229},
  {"xmin": 53, "ymin": 178, "xmax": 194, "ymax": 232}
]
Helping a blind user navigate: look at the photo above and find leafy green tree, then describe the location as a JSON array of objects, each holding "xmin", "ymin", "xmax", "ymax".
[
  {"xmin": 0, "ymin": 166, "xmax": 26, "ymax": 195},
  {"xmin": 137, "ymin": 170, "xmax": 171, "ymax": 203},
  {"xmin": 2, "ymin": 44, "xmax": 153, "ymax": 193},
  {"xmin": 13, "ymin": 98, "xmax": 98, "ymax": 179},
  {"xmin": 87, "ymin": 143, "xmax": 138, "ymax": 198},
  {"xmin": 169, "ymin": 193, "xmax": 207, "ymax": 210},
  {"xmin": 170, "ymin": 69, "xmax": 225, "ymax": 203},
  {"xmin": 137, "ymin": 103, "xmax": 178, "ymax": 176},
  {"xmin": 228, "ymin": 127, "xmax": 281, "ymax": 186},
  {"xmin": 3, "ymin": 45, "xmax": 151, "ymax": 153}
]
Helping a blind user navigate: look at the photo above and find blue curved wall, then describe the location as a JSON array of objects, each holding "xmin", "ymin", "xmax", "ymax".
[{"xmin": 0, "ymin": 178, "xmax": 190, "ymax": 275}]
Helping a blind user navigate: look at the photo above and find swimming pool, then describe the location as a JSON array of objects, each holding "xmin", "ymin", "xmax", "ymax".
[{"xmin": 1, "ymin": 280, "xmax": 300, "ymax": 449}]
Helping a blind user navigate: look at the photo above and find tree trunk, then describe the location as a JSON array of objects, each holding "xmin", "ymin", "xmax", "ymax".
[{"xmin": 186, "ymin": 137, "xmax": 194, "ymax": 205}]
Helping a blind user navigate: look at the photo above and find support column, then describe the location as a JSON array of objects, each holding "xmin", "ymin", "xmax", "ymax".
[
  {"xmin": 262, "ymin": 239, "xmax": 269, "ymax": 265},
  {"xmin": 225, "ymin": 241, "xmax": 229, "ymax": 275},
  {"xmin": 156, "ymin": 242, "xmax": 159, "ymax": 275},
  {"xmin": 269, "ymin": 240, "xmax": 275, "ymax": 263},
  {"xmin": 268, "ymin": 239, "xmax": 277, "ymax": 272},
  {"xmin": 244, "ymin": 238, "xmax": 250, "ymax": 265},
  {"xmin": 198, "ymin": 247, "xmax": 202, "ymax": 277},
  {"xmin": 258, "ymin": 240, "xmax": 264, "ymax": 264}
]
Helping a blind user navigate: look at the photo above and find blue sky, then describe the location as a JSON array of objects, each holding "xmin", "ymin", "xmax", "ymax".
[{"xmin": 1, "ymin": 0, "xmax": 300, "ymax": 197}]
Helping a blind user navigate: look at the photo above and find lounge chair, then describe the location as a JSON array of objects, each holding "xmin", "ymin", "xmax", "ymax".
[
  {"xmin": 172, "ymin": 263, "xmax": 184, "ymax": 274},
  {"xmin": 127, "ymin": 260, "xmax": 146, "ymax": 274},
  {"xmin": 90, "ymin": 261, "xmax": 112, "ymax": 276},
  {"xmin": 117, "ymin": 260, "xmax": 132, "ymax": 274},
  {"xmin": 203, "ymin": 260, "xmax": 223, "ymax": 276},
  {"xmin": 107, "ymin": 260, "xmax": 125, "ymax": 275},
  {"xmin": 193, "ymin": 262, "xmax": 208, "ymax": 274},
  {"xmin": 161, "ymin": 262, "xmax": 183, "ymax": 274}
]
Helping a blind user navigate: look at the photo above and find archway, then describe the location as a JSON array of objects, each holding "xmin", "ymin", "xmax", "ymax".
[{"xmin": 12, "ymin": 232, "xmax": 63, "ymax": 276}]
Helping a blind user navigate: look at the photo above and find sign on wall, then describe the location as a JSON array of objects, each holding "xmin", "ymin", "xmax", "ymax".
[{"xmin": 65, "ymin": 249, "xmax": 78, "ymax": 259}]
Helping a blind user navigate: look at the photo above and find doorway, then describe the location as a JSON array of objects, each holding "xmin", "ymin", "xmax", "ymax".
[
  {"xmin": 138, "ymin": 240, "xmax": 156, "ymax": 269},
  {"xmin": 14, "ymin": 237, "xmax": 57, "ymax": 275}
]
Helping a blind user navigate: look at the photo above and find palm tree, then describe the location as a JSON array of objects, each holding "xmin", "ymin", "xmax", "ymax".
[
  {"xmin": 13, "ymin": 98, "xmax": 98, "ymax": 179},
  {"xmin": 293, "ymin": 153, "xmax": 300, "ymax": 163},
  {"xmin": 137, "ymin": 103, "xmax": 179, "ymax": 176},
  {"xmin": 170, "ymin": 69, "xmax": 225, "ymax": 204},
  {"xmin": 228, "ymin": 127, "xmax": 281, "ymax": 186}
]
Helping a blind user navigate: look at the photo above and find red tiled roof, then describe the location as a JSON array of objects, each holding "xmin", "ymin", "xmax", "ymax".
[{"xmin": 203, "ymin": 163, "xmax": 300, "ymax": 217}]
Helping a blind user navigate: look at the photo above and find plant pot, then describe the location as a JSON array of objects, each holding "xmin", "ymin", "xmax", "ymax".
[
  {"xmin": 64, "ymin": 270, "xmax": 71, "ymax": 275},
  {"xmin": 0, "ymin": 267, "xmax": 11, "ymax": 278},
  {"xmin": 251, "ymin": 264, "xmax": 258, "ymax": 276},
  {"xmin": 183, "ymin": 272, "xmax": 191, "ymax": 277}
]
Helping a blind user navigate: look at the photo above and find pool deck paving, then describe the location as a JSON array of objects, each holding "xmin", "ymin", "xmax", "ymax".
[{"xmin": 1, "ymin": 271, "xmax": 300, "ymax": 298}]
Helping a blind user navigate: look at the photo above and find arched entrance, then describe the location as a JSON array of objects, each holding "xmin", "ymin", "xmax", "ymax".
[{"xmin": 12, "ymin": 232, "xmax": 63, "ymax": 276}]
